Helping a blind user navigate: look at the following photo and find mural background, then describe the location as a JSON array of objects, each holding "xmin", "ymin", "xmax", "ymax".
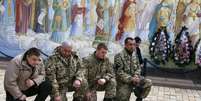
[{"xmin": 0, "ymin": 0, "xmax": 201, "ymax": 70}]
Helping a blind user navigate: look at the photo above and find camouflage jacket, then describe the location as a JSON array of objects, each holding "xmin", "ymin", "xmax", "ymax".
[
  {"xmin": 83, "ymin": 52, "xmax": 115, "ymax": 88},
  {"xmin": 45, "ymin": 47, "xmax": 84, "ymax": 96},
  {"xmin": 114, "ymin": 49, "xmax": 141, "ymax": 84}
]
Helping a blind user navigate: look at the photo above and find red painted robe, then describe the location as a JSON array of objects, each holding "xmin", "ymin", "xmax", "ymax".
[{"xmin": 15, "ymin": 0, "xmax": 32, "ymax": 35}]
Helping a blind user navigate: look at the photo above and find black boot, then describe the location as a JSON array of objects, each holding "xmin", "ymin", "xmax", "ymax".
[
  {"xmin": 73, "ymin": 96, "xmax": 83, "ymax": 101},
  {"xmin": 136, "ymin": 98, "xmax": 142, "ymax": 101},
  {"xmin": 103, "ymin": 97, "xmax": 116, "ymax": 101}
]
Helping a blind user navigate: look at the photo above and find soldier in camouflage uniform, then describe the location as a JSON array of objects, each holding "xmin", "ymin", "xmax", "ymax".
[
  {"xmin": 45, "ymin": 42, "xmax": 88, "ymax": 101},
  {"xmin": 114, "ymin": 37, "xmax": 152, "ymax": 101},
  {"xmin": 82, "ymin": 43, "xmax": 116, "ymax": 101}
]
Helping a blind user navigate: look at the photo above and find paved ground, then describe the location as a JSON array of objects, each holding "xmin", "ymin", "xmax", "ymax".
[{"xmin": 0, "ymin": 61, "xmax": 201, "ymax": 101}]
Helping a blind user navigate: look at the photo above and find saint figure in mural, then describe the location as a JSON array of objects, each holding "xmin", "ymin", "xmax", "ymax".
[
  {"xmin": 174, "ymin": 0, "xmax": 191, "ymax": 34},
  {"xmin": 47, "ymin": 0, "xmax": 55, "ymax": 33},
  {"xmin": 15, "ymin": 0, "xmax": 33, "ymax": 35},
  {"xmin": 1, "ymin": 0, "xmax": 15, "ymax": 26},
  {"xmin": 33, "ymin": 0, "xmax": 49, "ymax": 33},
  {"xmin": 92, "ymin": 0, "xmax": 111, "ymax": 47},
  {"xmin": 149, "ymin": 0, "xmax": 177, "ymax": 44},
  {"xmin": 50, "ymin": 0, "xmax": 70, "ymax": 43},
  {"xmin": 0, "ymin": 0, "xmax": 20, "ymax": 49},
  {"xmin": 115, "ymin": 0, "xmax": 137, "ymax": 45},
  {"xmin": 70, "ymin": 0, "xmax": 86, "ymax": 38},
  {"xmin": 148, "ymin": 0, "xmax": 177, "ymax": 44},
  {"xmin": 182, "ymin": 0, "xmax": 201, "ymax": 47},
  {"xmin": 83, "ymin": 0, "xmax": 98, "ymax": 37},
  {"xmin": 108, "ymin": 0, "xmax": 117, "ymax": 41},
  {"xmin": 136, "ymin": 0, "xmax": 161, "ymax": 41},
  {"xmin": 0, "ymin": 0, "xmax": 15, "ymax": 37}
]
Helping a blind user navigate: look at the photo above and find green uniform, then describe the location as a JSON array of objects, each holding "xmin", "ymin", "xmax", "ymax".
[
  {"xmin": 46, "ymin": 46, "xmax": 87, "ymax": 101},
  {"xmin": 114, "ymin": 49, "xmax": 152, "ymax": 101},
  {"xmin": 83, "ymin": 52, "xmax": 116, "ymax": 99}
]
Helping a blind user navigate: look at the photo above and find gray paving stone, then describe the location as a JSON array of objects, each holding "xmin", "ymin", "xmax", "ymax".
[{"xmin": 0, "ymin": 68, "xmax": 200, "ymax": 101}]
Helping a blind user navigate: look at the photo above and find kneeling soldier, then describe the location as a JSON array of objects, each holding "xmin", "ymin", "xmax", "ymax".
[
  {"xmin": 114, "ymin": 37, "xmax": 152, "ymax": 101},
  {"xmin": 46, "ymin": 42, "xmax": 87, "ymax": 101},
  {"xmin": 83, "ymin": 43, "xmax": 116, "ymax": 101}
]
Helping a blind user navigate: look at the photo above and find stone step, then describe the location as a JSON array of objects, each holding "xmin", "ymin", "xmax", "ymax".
[
  {"xmin": 146, "ymin": 67, "xmax": 201, "ymax": 90},
  {"xmin": 147, "ymin": 76, "xmax": 201, "ymax": 90}
]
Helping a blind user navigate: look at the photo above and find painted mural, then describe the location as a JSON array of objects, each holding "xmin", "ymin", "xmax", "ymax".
[{"xmin": 0, "ymin": 0, "xmax": 201, "ymax": 70}]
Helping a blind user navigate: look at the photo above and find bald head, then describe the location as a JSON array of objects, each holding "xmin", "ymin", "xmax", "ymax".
[
  {"xmin": 60, "ymin": 41, "xmax": 72, "ymax": 57},
  {"xmin": 61, "ymin": 41, "xmax": 72, "ymax": 49}
]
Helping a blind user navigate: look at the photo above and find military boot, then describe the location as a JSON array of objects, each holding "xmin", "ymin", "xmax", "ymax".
[
  {"xmin": 103, "ymin": 97, "xmax": 116, "ymax": 101},
  {"xmin": 73, "ymin": 96, "xmax": 83, "ymax": 101},
  {"xmin": 136, "ymin": 98, "xmax": 142, "ymax": 101}
]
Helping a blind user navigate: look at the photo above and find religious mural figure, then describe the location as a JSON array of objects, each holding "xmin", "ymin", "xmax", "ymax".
[
  {"xmin": 115, "ymin": 0, "xmax": 137, "ymax": 45},
  {"xmin": 30, "ymin": 0, "xmax": 35, "ymax": 30},
  {"xmin": 1, "ymin": 0, "xmax": 16, "ymax": 37},
  {"xmin": 108, "ymin": 0, "xmax": 118, "ymax": 41},
  {"xmin": 50, "ymin": 0, "xmax": 70, "ymax": 43},
  {"xmin": 174, "ymin": 0, "xmax": 191, "ymax": 34},
  {"xmin": 136, "ymin": 0, "xmax": 161, "ymax": 41},
  {"xmin": 33, "ymin": 0, "xmax": 49, "ymax": 33},
  {"xmin": 149, "ymin": 0, "xmax": 177, "ymax": 44},
  {"xmin": 70, "ymin": 0, "xmax": 86, "ymax": 38},
  {"xmin": 83, "ymin": 0, "xmax": 98, "ymax": 37},
  {"xmin": 0, "ymin": 0, "xmax": 20, "ymax": 49},
  {"xmin": 1, "ymin": 0, "xmax": 15, "ymax": 26},
  {"xmin": 182, "ymin": 0, "xmax": 201, "ymax": 47},
  {"xmin": 92, "ymin": 0, "xmax": 111, "ymax": 47},
  {"xmin": 47, "ymin": 0, "xmax": 55, "ymax": 33},
  {"xmin": 15, "ymin": 0, "xmax": 33, "ymax": 35}
]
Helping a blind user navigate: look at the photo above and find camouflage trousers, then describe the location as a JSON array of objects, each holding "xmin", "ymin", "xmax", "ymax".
[
  {"xmin": 51, "ymin": 79, "xmax": 88, "ymax": 101},
  {"xmin": 116, "ymin": 78, "xmax": 152, "ymax": 101},
  {"xmin": 86, "ymin": 78, "xmax": 117, "ymax": 101}
]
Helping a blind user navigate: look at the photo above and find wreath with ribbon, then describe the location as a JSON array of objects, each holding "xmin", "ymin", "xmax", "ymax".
[
  {"xmin": 149, "ymin": 27, "xmax": 171, "ymax": 64},
  {"xmin": 173, "ymin": 26, "xmax": 193, "ymax": 65}
]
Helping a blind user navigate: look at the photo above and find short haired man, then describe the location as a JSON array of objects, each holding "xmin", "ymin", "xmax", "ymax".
[
  {"xmin": 46, "ymin": 41, "xmax": 87, "ymax": 101},
  {"xmin": 134, "ymin": 37, "xmax": 146, "ymax": 76},
  {"xmin": 4, "ymin": 48, "xmax": 51, "ymax": 101},
  {"xmin": 114, "ymin": 37, "xmax": 152, "ymax": 101},
  {"xmin": 82, "ymin": 43, "xmax": 116, "ymax": 101}
]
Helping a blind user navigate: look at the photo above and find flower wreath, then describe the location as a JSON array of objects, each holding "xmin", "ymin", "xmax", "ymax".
[
  {"xmin": 173, "ymin": 26, "xmax": 193, "ymax": 65},
  {"xmin": 149, "ymin": 27, "xmax": 171, "ymax": 64},
  {"xmin": 196, "ymin": 47, "xmax": 201, "ymax": 66},
  {"xmin": 195, "ymin": 39, "xmax": 201, "ymax": 66}
]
